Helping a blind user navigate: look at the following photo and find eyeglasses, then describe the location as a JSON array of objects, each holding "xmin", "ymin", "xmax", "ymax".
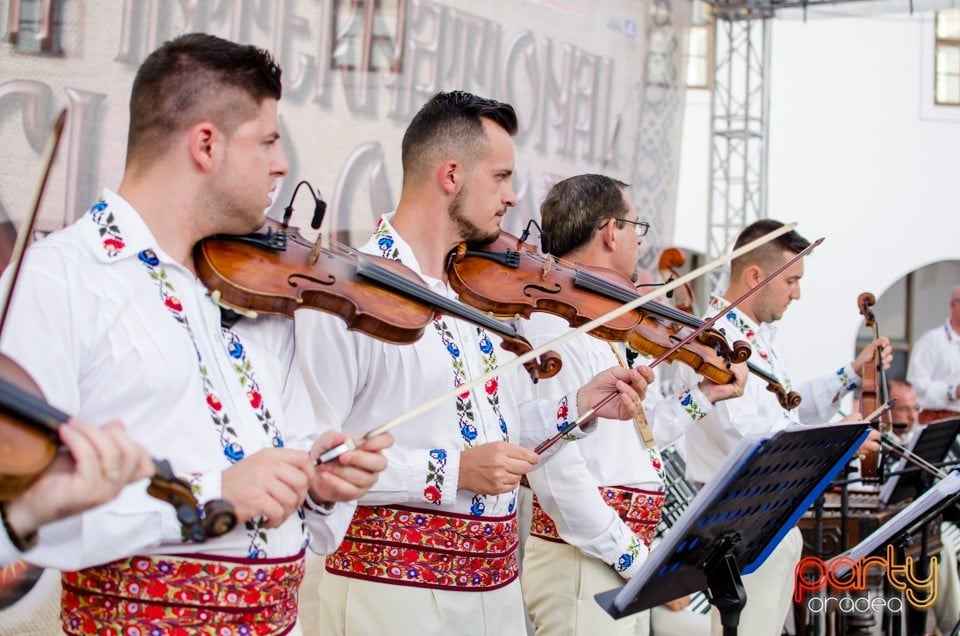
[
  {"xmin": 597, "ymin": 218, "xmax": 650, "ymax": 237},
  {"xmin": 891, "ymin": 405, "xmax": 921, "ymax": 414}
]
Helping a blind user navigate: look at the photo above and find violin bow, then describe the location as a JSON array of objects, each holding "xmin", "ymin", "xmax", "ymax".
[
  {"xmin": 318, "ymin": 221, "xmax": 801, "ymax": 463},
  {"xmin": 0, "ymin": 109, "xmax": 67, "ymax": 334},
  {"xmin": 534, "ymin": 236, "xmax": 824, "ymax": 455}
]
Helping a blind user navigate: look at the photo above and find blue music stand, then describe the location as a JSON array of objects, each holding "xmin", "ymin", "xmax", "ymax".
[{"xmin": 595, "ymin": 422, "xmax": 871, "ymax": 635}]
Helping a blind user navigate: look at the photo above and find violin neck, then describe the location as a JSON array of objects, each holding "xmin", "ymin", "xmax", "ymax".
[
  {"xmin": 573, "ymin": 270, "xmax": 701, "ymax": 329},
  {"xmin": 356, "ymin": 258, "xmax": 520, "ymax": 341},
  {"xmin": 0, "ymin": 376, "xmax": 67, "ymax": 434}
]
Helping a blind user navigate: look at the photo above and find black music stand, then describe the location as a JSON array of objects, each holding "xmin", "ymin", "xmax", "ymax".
[
  {"xmin": 595, "ymin": 422, "xmax": 871, "ymax": 636},
  {"xmin": 880, "ymin": 418, "xmax": 960, "ymax": 506}
]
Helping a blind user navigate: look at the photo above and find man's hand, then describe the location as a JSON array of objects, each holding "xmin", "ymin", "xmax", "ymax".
[
  {"xmin": 4, "ymin": 419, "xmax": 154, "ymax": 540},
  {"xmin": 578, "ymin": 365, "xmax": 654, "ymax": 421},
  {"xmin": 222, "ymin": 448, "xmax": 313, "ymax": 528},
  {"xmin": 459, "ymin": 441, "xmax": 539, "ymax": 495},
  {"xmin": 699, "ymin": 361, "xmax": 748, "ymax": 404},
  {"xmin": 855, "ymin": 427, "xmax": 882, "ymax": 457},
  {"xmin": 852, "ymin": 336, "xmax": 892, "ymax": 377},
  {"xmin": 663, "ymin": 596, "xmax": 692, "ymax": 612},
  {"xmin": 309, "ymin": 430, "xmax": 392, "ymax": 503}
]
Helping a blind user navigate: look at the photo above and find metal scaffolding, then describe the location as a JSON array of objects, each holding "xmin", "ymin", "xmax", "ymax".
[{"xmin": 704, "ymin": 14, "xmax": 770, "ymax": 295}]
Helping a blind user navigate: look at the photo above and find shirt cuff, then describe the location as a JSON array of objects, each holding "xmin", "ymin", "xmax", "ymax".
[
  {"xmin": 835, "ymin": 365, "xmax": 861, "ymax": 393},
  {"xmin": 303, "ymin": 492, "xmax": 337, "ymax": 516},
  {"xmin": 421, "ymin": 448, "xmax": 460, "ymax": 505},
  {"xmin": 678, "ymin": 386, "xmax": 713, "ymax": 421},
  {"xmin": 614, "ymin": 534, "xmax": 649, "ymax": 579},
  {"xmin": 561, "ymin": 391, "xmax": 595, "ymax": 438}
]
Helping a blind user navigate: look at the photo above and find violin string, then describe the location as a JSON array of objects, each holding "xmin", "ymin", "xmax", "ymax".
[{"xmin": 317, "ymin": 222, "xmax": 799, "ymax": 463}]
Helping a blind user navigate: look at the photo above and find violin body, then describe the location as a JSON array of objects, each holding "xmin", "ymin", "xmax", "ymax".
[
  {"xmin": 195, "ymin": 219, "xmax": 561, "ymax": 381},
  {"xmin": 196, "ymin": 218, "xmax": 436, "ymax": 344},
  {"xmin": 448, "ymin": 233, "xmax": 639, "ymax": 339},
  {"xmin": 0, "ymin": 353, "xmax": 236, "ymax": 542},
  {"xmin": 0, "ymin": 354, "xmax": 58, "ymax": 500}
]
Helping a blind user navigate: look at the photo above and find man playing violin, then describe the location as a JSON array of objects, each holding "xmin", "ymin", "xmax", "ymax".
[
  {"xmin": 296, "ymin": 92, "xmax": 651, "ymax": 635},
  {"xmin": 518, "ymin": 173, "xmax": 748, "ymax": 636},
  {"xmin": 0, "ymin": 33, "xmax": 390, "ymax": 635},
  {"xmin": 672, "ymin": 219, "xmax": 889, "ymax": 636}
]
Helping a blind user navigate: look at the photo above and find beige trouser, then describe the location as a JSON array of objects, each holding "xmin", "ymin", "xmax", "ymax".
[
  {"xmin": 522, "ymin": 535, "xmax": 650, "ymax": 635},
  {"xmin": 935, "ymin": 523, "xmax": 960, "ymax": 635},
  {"xmin": 709, "ymin": 526, "xmax": 803, "ymax": 636},
  {"xmin": 308, "ymin": 568, "xmax": 527, "ymax": 636},
  {"xmin": 650, "ymin": 602, "xmax": 711, "ymax": 635}
]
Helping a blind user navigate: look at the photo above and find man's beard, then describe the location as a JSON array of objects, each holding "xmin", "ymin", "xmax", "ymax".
[{"xmin": 448, "ymin": 186, "xmax": 500, "ymax": 245}]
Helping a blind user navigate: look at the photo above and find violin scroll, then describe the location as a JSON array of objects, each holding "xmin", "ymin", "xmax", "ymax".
[
  {"xmin": 148, "ymin": 459, "xmax": 238, "ymax": 543},
  {"xmin": 857, "ymin": 292, "xmax": 877, "ymax": 327}
]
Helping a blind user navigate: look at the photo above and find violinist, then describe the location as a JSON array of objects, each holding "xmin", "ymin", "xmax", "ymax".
[
  {"xmin": 671, "ymin": 219, "xmax": 889, "ymax": 636},
  {"xmin": 906, "ymin": 284, "xmax": 960, "ymax": 420},
  {"xmin": 0, "ymin": 34, "xmax": 390, "ymax": 635},
  {"xmin": 0, "ymin": 420, "xmax": 153, "ymax": 566},
  {"xmin": 519, "ymin": 174, "xmax": 747, "ymax": 636},
  {"xmin": 295, "ymin": 91, "xmax": 650, "ymax": 636}
]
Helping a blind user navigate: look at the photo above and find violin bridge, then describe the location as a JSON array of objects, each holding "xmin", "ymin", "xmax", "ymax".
[
  {"xmin": 209, "ymin": 290, "xmax": 258, "ymax": 319},
  {"xmin": 308, "ymin": 239, "xmax": 323, "ymax": 267},
  {"xmin": 540, "ymin": 255, "xmax": 554, "ymax": 280}
]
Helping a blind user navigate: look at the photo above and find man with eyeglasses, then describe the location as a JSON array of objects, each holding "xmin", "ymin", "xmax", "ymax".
[
  {"xmin": 887, "ymin": 378, "xmax": 960, "ymax": 635},
  {"xmin": 907, "ymin": 284, "xmax": 960, "ymax": 423},
  {"xmin": 519, "ymin": 173, "xmax": 748, "ymax": 635}
]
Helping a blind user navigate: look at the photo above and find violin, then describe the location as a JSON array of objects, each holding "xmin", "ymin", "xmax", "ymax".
[
  {"xmin": 194, "ymin": 213, "xmax": 560, "ymax": 382},
  {"xmin": 857, "ymin": 292, "xmax": 891, "ymax": 483},
  {"xmin": 447, "ymin": 231, "xmax": 806, "ymax": 407},
  {"xmin": 0, "ymin": 110, "xmax": 235, "ymax": 543},
  {"xmin": 0, "ymin": 357, "xmax": 237, "ymax": 542},
  {"xmin": 654, "ymin": 246, "xmax": 800, "ymax": 409}
]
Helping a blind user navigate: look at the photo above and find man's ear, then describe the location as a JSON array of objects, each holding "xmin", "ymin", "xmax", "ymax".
[
  {"xmin": 436, "ymin": 159, "xmax": 461, "ymax": 196},
  {"xmin": 599, "ymin": 218, "xmax": 617, "ymax": 251},
  {"xmin": 744, "ymin": 263, "xmax": 765, "ymax": 287},
  {"xmin": 187, "ymin": 121, "xmax": 218, "ymax": 172}
]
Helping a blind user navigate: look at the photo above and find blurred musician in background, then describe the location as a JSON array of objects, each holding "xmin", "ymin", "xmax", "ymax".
[{"xmin": 907, "ymin": 284, "xmax": 960, "ymax": 423}]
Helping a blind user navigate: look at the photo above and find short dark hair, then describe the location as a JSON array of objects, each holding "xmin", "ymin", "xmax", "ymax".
[
  {"xmin": 539, "ymin": 174, "xmax": 630, "ymax": 258},
  {"xmin": 127, "ymin": 33, "xmax": 282, "ymax": 168},
  {"xmin": 401, "ymin": 91, "xmax": 518, "ymax": 183},
  {"xmin": 730, "ymin": 219, "xmax": 810, "ymax": 277}
]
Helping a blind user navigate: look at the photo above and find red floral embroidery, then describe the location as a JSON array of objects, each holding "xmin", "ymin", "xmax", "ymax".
[
  {"xmin": 103, "ymin": 237, "xmax": 125, "ymax": 251},
  {"xmin": 164, "ymin": 296, "xmax": 183, "ymax": 312},
  {"xmin": 206, "ymin": 394, "xmax": 222, "ymax": 411},
  {"xmin": 485, "ymin": 378, "xmax": 498, "ymax": 395},
  {"xmin": 458, "ymin": 389, "xmax": 470, "ymax": 400},
  {"xmin": 247, "ymin": 390, "xmax": 262, "ymax": 409},
  {"xmin": 423, "ymin": 485, "xmax": 441, "ymax": 502},
  {"xmin": 556, "ymin": 404, "xmax": 569, "ymax": 419},
  {"xmin": 61, "ymin": 552, "xmax": 304, "ymax": 635},
  {"xmin": 531, "ymin": 486, "xmax": 665, "ymax": 548},
  {"xmin": 327, "ymin": 505, "xmax": 518, "ymax": 591}
]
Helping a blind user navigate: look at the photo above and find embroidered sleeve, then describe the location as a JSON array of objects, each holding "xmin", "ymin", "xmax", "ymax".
[
  {"xmin": 422, "ymin": 448, "xmax": 460, "ymax": 505},
  {"xmin": 614, "ymin": 534, "xmax": 649, "ymax": 579},
  {"xmin": 677, "ymin": 387, "xmax": 712, "ymax": 421},
  {"xmin": 834, "ymin": 365, "xmax": 860, "ymax": 394},
  {"xmin": 555, "ymin": 393, "xmax": 593, "ymax": 440}
]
